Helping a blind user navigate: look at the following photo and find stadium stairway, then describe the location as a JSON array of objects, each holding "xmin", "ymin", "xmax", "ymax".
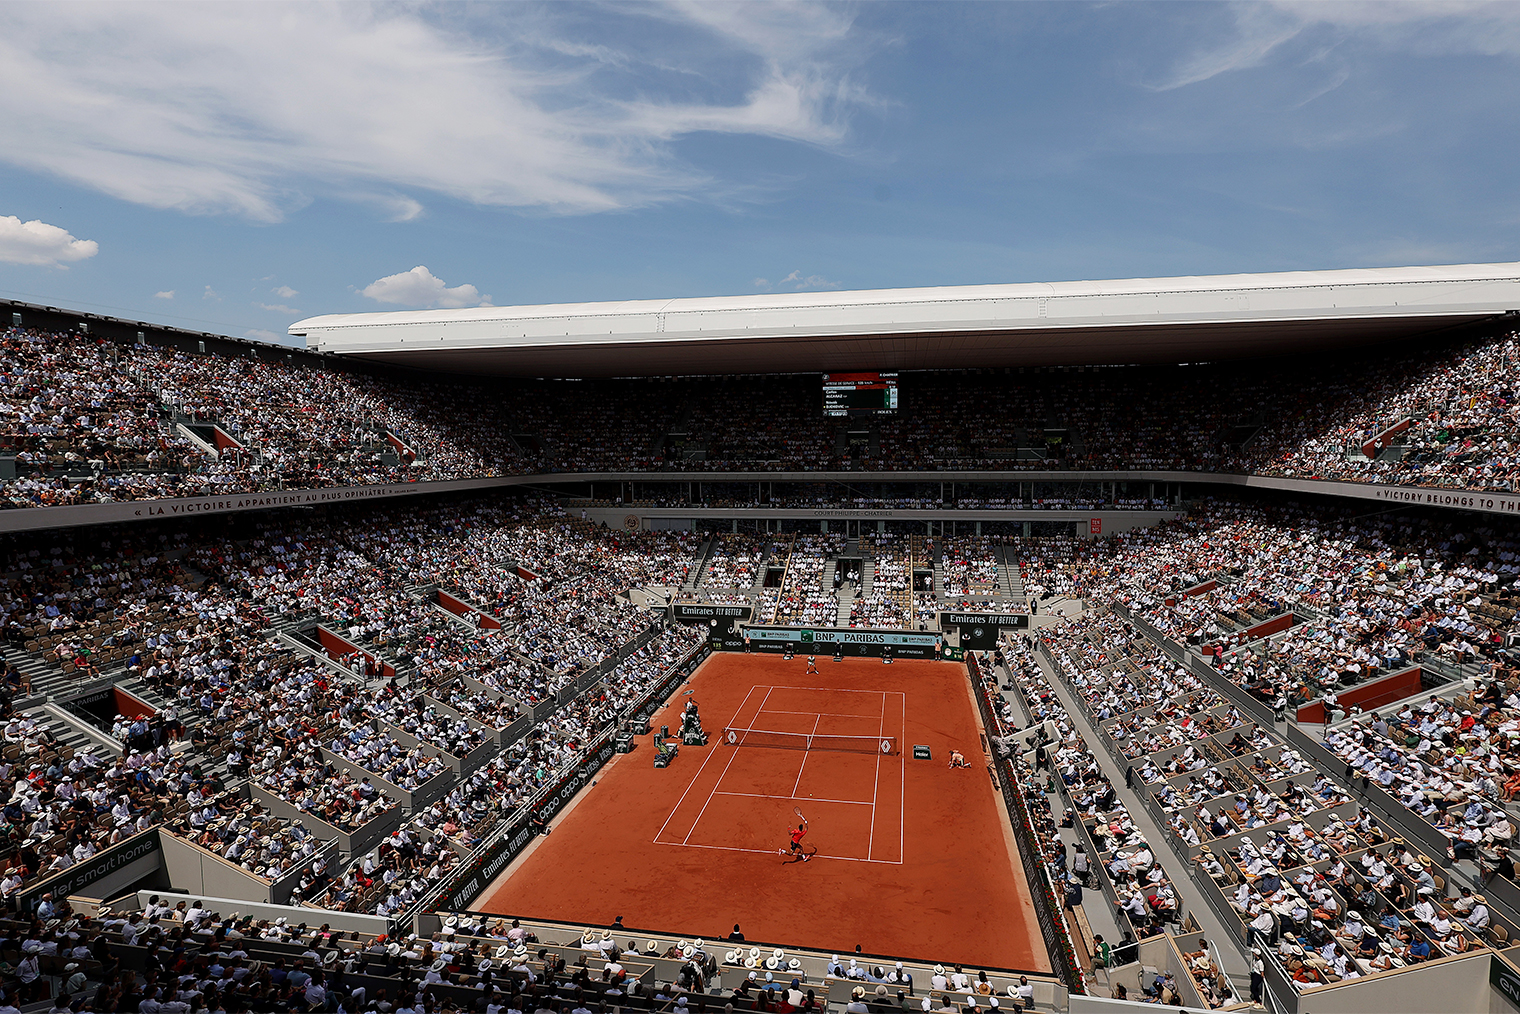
[
  {"xmin": 683, "ymin": 538, "xmax": 714, "ymax": 593},
  {"xmin": 835, "ymin": 582, "xmax": 854, "ymax": 626},
  {"xmin": 996, "ymin": 545, "xmax": 1025, "ymax": 610},
  {"xmin": 1, "ymin": 642, "xmax": 69, "ymax": 702}
]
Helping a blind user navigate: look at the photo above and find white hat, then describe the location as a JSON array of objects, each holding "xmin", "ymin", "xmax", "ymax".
[
  {"xmin": 694, "ymin": 939, "xmax": 705, "ymax": 950},
  {"xmin": 648, "ymin": 941, "xmax": 661, "ymax": 954},
  {"xmin": 788, "ymin": 958, "xmax": 802, "ymax": 970},
  {"xmin": 774, "ymin": 948, "xmax": 785, "ymax": 960},
  {"xmin": 386, "ymin": 943, "xmax": 402, "ymax": 957},
  {"xmin": 444, "ymin": 916, "xmax": 458, "ymax": 928},
  {"xmin": 678, "ymin": 939, "xmax": 689, "ymax": 951},
  {"xmin": 725, "ymin": 950, "xmax": 739, "ymax": 964},
  {"xmin": 431, "ymin": 958, "xmax": 447, "ymax": 972},
  {"xmin": 479, "ymin": 958, "xmax": 493, "ymax": 972},
  {"xmin": 766, "ymin": 957, "xmax": 779, "ymax": 970},
  {"xmin": 585, "ymin": 930, "xmax": 601, "ymax": 944},
  {"xmin": 935, "ymin": 965, "xmax": 946, "ymax": 975},
  {"xmin": 749, "ymin": 946, "xmax": 762, "ymax": 960},
  {"xmin": 513, "ymin": 945, "xmax": 529, "ymax": 959},
  {"xmin": 746, "ymin": 957, "xmax": 759, "ymax": 969},
  {"xmin": 495, "ymin": 945, "xmax": 512, "ymax": 959}
]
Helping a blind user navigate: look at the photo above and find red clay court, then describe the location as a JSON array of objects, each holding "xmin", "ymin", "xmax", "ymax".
[{"xmin": 478, "ymin": 653, "xmax": 1046, "ymax": 973}]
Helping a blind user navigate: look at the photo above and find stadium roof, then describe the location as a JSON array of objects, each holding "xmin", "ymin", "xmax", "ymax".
[{"xmin": 290, "ymin": 262, "xmax": 1520, "ymax": 377}]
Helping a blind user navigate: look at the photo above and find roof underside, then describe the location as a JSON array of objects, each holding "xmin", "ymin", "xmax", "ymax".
[{"xmin": 290, "ymin": 263, "xmax": 1520, "ymax": 378}]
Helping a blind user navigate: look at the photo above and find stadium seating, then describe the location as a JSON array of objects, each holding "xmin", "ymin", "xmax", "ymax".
[{"xmin": 5, "ymin": 324, "xmax": 1520, "ymax": 509}]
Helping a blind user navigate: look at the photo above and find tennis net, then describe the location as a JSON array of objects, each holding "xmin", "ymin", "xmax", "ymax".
[{"xmin": 722, "ymin": 727, "xmax": 897, "ymax": 755}]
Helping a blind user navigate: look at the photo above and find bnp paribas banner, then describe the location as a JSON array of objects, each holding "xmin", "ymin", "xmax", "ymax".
[{"xmin": 742, "ymin": 626, "xmax": 944, "ymax": 659}]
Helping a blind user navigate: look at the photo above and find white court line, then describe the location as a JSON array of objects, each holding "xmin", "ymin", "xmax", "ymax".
[
  {"xmin": 899, "ymin": 691, "xmax": 906, "ymax": 864},
  {"xmin": 789, "ymin": 714, "xmax": 822, "ymax": 798},
  {"xmin": 713, "ymin": 791, "xmax": 872, "ymax": 805},
  {"xmin": 868, "ymin": 690, "xmax": 884, "ymax": 861},
  {"xmin": 681, "ymin": 685, "xmax": 775, "ymax": 846},
  {"xmin": 760, "ymin": 709, "xmax": 884, "ymax": 719},
  {"xmin": 655, "ymin": 840, "xmax": 903, "ymax": 865},
  {"xmin": 653, "ymin": 684, "xmax": 761, "ymax": 844}
]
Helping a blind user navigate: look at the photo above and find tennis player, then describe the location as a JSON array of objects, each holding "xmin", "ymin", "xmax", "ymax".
[
  {"xmin": 786, "ymin": 817, "xmax": 811, "ymax": 862},
  {"xmin": 806, "ymin": 654, "xmax": 820, "ymax": 675}
]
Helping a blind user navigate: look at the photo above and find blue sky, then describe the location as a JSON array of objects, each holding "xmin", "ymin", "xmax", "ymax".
[{"xmin": 1, "ymin": 1, "xmax": 1517, "ymax": 346}]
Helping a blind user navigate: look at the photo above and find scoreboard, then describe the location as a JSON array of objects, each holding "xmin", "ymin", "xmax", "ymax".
[{"xmin": 823, "ymin": 372, "xmax": 899, "ymax": 417}]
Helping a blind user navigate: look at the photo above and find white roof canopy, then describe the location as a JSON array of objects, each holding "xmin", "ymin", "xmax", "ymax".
[{"xmin": 290, "ymin": 262, "xmax": 1520, "ymax": 377}]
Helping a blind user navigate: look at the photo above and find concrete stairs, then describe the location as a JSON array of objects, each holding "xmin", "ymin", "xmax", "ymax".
[
  {"xmin": 685, "ymin": 539, "xmax": 714, "ymax": 592},
  {"xmin": 997, "ymin": 545, "xmax": 1025, "ymax": 610},
  {"xmin": 1, "ymin": 643, "xmax": 74, "ymax": 702},
  {"xmin": 835, "ymin": 583, "xmax": 854, "ymax": 626}
]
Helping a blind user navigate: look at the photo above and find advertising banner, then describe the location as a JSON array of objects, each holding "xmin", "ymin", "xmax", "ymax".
[
  {"xmin": 17, "ymin": 828, "xmax": 162, "ymax": 910},
  {"xmin": 675, "ymin": 604, "xmax": 751, "ymax": 649},
  {"xmin": 741, "ymin": 626, "xmax": 943, "ymax": 658},
  {"xmin": 939, "ymin": 611, "xmax": 1030, "ymax": 649}
]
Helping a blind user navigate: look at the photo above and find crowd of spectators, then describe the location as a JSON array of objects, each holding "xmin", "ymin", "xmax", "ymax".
[
  {"xmin": 849, "ymin": 536, "xmax": 909, "ymax": 629},
  {"xmin": 6, "ymin": 324, "xmax": 1520, "ymax": 515},
  {"xmin": 1010, "ymin": 500, "xmax": 1519, "ymax": 711},
  {"xmin": 764, "ymin": 535, "xmax": 847, "ymax": 626},
  {"xmin": 0, "ymin": 491, "xmax": 721, "ymax": 926}
]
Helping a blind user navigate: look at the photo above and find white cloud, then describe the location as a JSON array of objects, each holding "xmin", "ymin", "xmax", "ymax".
[
  {"xmin": 0, "ymin": 4, "xmax": 877, "ymax": 222},
  {"xmin": 1155, "ymin": 1, "xmax": 1520, "ymax": 89},
  {"xmin": 272, "ymin": 285, "xmax": 298, "ymax": 299},
  {"xmin": 257, "ymin": 302, "xmax": 300, "ymax": 314},
  {"xmin": 154, "ymin": 290, "xmax": 175, "ymax": 300},
  {"xmin": 0, "ymin": 214, "xmax": 98, "ymax": 267},
  {"xmin": 752, "ymin": 277, "xmax": 770, "ymax": 289},
  {"xmin": 203, "ymin": 285, "xmax": 221, "ymax": 301},
  {"xmin": 779, "ymin": 269, "xmax": 839, "ymax": 291},
  {"xmin": 361, "ymin": 265, "xmax": 491, "ymax": 308},
  {"xmin": 244, "ymin": 328, "xmax": 282, "ymax": 343}
]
